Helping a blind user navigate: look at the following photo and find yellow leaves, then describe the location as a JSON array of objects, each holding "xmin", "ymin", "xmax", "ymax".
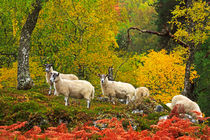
[
  {"xmin": 170, "ymin": 0, "xmax": 209, "ymax": 46},
  {"xmin": 174, "ymin": 29, "xmax": 189, "ymax": 38},
  {"xmin": 0, "ymin": 62, "xmax": 18, "ymax": 88},
  {"xmin": 11, "ymin": 9, "xmax": 19, "ymax": 37},
  {"xmin": 0, "ymin": 58, "xmax": 45, "ymax": 89},
  {"xmin": 135, "ymin": 49, "xmax": 198, "ymax": 103}
]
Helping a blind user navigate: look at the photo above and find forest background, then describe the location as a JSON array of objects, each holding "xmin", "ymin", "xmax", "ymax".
[{"xmin": 0, "ymin": 0, "xmax": 209, "ymax": 118}]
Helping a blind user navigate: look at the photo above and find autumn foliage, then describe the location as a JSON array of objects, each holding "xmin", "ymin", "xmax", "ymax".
[
  {"xmin": 0, "ymin": 58, "xmax": 45, "ymax": 89},
  {"xmin": 0, "ymin": 115, "xmax": 209, "ymax": 140},
  {"xmin": 135, "ymin": 48, "xmax": 199, "ymax": 103}
]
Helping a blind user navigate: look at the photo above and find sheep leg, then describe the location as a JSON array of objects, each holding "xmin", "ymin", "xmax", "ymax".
[
  {"xmin": 53, "ymin": 83, "xmax": 58, "ymax": 96},
  {"xmin": 126, "ymin": 98, "xmax": 129, "ymax": 105},
  {"xmin": 64, "ymin": 96, "xmax": 69, "ymax": 106},
  {"xmin": 87, "ymin": 99, "xmax": 91, "ymax": 108},
  {"xmin": 48, "ymin": 85, "xmax": 52, "ymax": 95},
  {"xmin": 110, "ymin": 97, "xmax": 115, "ymax": 105}
]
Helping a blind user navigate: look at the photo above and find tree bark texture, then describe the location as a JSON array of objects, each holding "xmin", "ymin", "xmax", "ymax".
[
  {"xmin": 182, "ymin": 0, "xmax": 194, "ymax": 97},
  {"xmin": 17, "ymin": 0, "xmax": 42, "ymax": 90},
  {"xmin": 182, "ymin": 46, "xmax": 195, "ymax": 97}
]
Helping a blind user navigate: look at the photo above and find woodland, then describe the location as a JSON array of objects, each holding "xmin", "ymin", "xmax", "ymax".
[{"xmin": 0, "ymin": 0, "xmax": 209, "ymax": 139}]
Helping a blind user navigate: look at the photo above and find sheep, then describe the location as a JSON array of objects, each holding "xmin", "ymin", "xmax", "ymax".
[
  {"xmin": 171, "ymin": 95, "xmax": 203, "ymax": 119},
  {"xmin": 44, "ymin": 64, "xmax": 79, "ymax": 95},
  {"xmin": 50, "ymin": 72, "xmax": 95, "ymax": 108},
  {"xmin": 98, "ymin": 74, "xmax": 135, "ymax": 105},
  {"xmin": 166, "ymin": 103, "xmax": 172, "ymax": 109},
  {"xmin": 135, "ymin": 87, "xmax": 149, "ymax": 101}
]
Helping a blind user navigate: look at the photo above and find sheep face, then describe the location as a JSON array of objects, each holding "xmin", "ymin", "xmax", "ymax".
[
  {"xmin": 45, "ymin": 64, "xmax": 53, "ymax": 72},
  {"xmin": 50, "ymin": 72, "xmax": 59, "ymax": 83},
  {"xmin": 98, "ymin": 74, "xmax": 108, "ymax": 84}
]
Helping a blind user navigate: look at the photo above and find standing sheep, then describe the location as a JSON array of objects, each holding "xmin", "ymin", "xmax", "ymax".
[
  {"xmin": 171, "ymin": 95, "xmax": 203, "ymax": 119},
  {"xmin": 44, "ymin": 64, "xmax": 78, "ymax": 95},
  {"xmin": 135, "ymin": 87, "xmax": 149, "ymax": 101},
  {"xmin": 98, "ymin": 74, "xmax": 135, "ymax": 104},
  {"xmin": 50, "ymin": 72, "xmax": 94, "ymax": 108}
]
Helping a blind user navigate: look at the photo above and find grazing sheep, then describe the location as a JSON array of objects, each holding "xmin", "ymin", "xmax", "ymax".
[
  {"xmin": 50, "ymin": 72, "xmax": 94, "ymax": 108},
  {"xmin": 135, "ymin": 87, "xmax": 149, "ymax": 101},
  {"xmin": 171, "ymin": 95, "xmax": 203, "ymax": 119},
  {"xmin": 98, "ymin": 74, "xmax": 135, "ymax": 104},
  {"xmin": 44, "ymin": 64, "xmax": 79, "ymax": 95}
]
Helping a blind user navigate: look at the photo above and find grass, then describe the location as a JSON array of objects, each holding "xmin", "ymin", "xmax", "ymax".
[{"xmin": 0, "ymin": 85, "xmax": 169, "ymax": 131}]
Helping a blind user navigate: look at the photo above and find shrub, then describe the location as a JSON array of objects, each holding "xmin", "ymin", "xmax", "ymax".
[{"xmin": 0, "ymin": 116, "xmax": 209, "ymax": 139}]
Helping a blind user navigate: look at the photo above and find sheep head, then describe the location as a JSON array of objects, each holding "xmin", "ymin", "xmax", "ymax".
[
  {"xmin": 50, "ymin": 72, "xmax": 59, "ymax": 83},
  {"xmin": 44, "ymin": 64, "xmax": 53, "ymax": 72},
  {"xmin": 98, "ymin": 74, "xmax": 108, "ymax": 84}
]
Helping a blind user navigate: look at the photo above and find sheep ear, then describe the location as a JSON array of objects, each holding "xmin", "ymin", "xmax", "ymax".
[
  {"xmin": 50, "ymin": 64, "xmax": 53, "ymax": 67},
  {"xmin": 105, "ymin": 74, "xmax": 108, "ymax": 77},
  {"xmin": 57, "ymin": 73, "xmax": 60, "ymax": 76}
]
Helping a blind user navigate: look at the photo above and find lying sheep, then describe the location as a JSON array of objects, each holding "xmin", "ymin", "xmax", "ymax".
[
  {"xmin": 98, "ymin": 74, "xmax": 135, "ymax": 104},
  {"xmin": 50, "ymin": 72, "xmax": 95, "ymax": 108},
  {"xmin": 171, "ymin": 95, "xmax": 203, "ymax": 119},
  {"xmin": 135, "ymin": 87, "xmax": 149, "ymax": 101},
  {"xmin": 44, "ymin": 64, "xmax": 78, "ymax": 95}
]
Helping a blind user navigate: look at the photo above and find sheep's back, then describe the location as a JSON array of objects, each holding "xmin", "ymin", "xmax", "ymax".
[
  {"xmin": 135, "ymin": 87, "xmax": 149, "ymax": 99},
  {"xmin": 60, "ymin": 73, "xmax": 78, "ymax": 80},
  {"xmin": 67, "ymin": 80, "xmax": 93, "ymax": 94},
  {"xmin": 113, "ymin": 81, "xmax": 135, "ymax": 95},
  {"xmin": 171, "ymin": 95, "xmax": 202, "ymax": 118}
]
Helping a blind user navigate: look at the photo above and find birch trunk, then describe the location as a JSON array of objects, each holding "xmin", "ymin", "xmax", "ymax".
[{"xmin": 17, "ymin": 0, "xmax": 42, "ymax": 90}]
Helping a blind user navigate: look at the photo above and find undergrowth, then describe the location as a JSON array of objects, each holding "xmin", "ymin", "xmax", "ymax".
[{"xmin": 0, "ymin": 86, "xmax": 166, "ymax": 132}]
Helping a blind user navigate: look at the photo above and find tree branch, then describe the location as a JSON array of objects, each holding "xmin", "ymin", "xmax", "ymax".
[{"xmin": 127, "ymin": 27, "xmax": 190, "ymax": 48}]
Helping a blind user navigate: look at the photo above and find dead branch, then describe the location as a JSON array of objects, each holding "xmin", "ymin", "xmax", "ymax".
[{"xmin": 127, "ymin": 27, "xmax": 190, "ymax": 48}]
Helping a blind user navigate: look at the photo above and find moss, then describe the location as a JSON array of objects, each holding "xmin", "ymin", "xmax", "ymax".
[
  {"xmin": 13, "ymin": 101, "xmax": 41, "ymax": 113},
  {"xmin": 0, "ymin": 87, "xmax": 171, "ymax": 132}
]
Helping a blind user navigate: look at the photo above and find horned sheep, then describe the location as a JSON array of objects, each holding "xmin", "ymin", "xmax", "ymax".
[
  {"xmin": 50, "ymin": 72, "xmax": 95, "ymax": 108},
  {"xmin": 171, "ymin": 95, "xmax": 203, "ymax": 119},
  {"xmin": 98, "ymin": 74, "xmax": 135, "ymax": 104},
  {"xmin": 44, "ymin": 64, "xmax": 78, "ymax": 95}
]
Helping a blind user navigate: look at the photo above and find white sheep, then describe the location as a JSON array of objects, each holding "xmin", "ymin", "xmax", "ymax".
[
  {"xmin": 50, "ymin": 72, "xmax": 95, "ymax": 108},
  {"xmin": 44, "ymin": 64, "xmax": 78, "ymax": 95},
  {"xmin": 171, "ymin": 95, "xmax": 203, "ymax": 119},
  {"xmin": 98, "ymin": 74, "xmax": 135, "ymax": 104},
  {"xmin": 135, "ymin": 87, "xmax": 149, "ymax": 101},
  {"xmin": 165, "ymin": 103, "xmax": 172, "ymax": 109}
]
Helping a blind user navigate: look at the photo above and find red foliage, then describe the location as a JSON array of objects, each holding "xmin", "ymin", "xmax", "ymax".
[
  {"xmin": 168, "ymin": 104, "xmax": 186, "ymax": 119},
  {"xmin": 0, "ymin": 117, "xmax": 209, "ymax": 140}
]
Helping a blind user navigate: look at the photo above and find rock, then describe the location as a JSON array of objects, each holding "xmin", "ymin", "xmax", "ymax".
[
  {"xmin": 154, "ymin": 105, "xmax": 164, "ymax": 112},
  {"xmin": 159, "ymin": 115, "xmax": 169, "ymax": 121},
  {"xmin": 132, "ymin": 109, "xmax": 143, "ymax": 114}
]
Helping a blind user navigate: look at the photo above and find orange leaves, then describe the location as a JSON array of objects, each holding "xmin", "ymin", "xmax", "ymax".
[{"xmin": 0, "ymin": 117, "xmax": 209, "ymax": 139}]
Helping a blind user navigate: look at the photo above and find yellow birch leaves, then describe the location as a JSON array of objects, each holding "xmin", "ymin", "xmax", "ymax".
[{"xmin": 135, "ymin": 48, "xmax": 199, "ymax": 103}]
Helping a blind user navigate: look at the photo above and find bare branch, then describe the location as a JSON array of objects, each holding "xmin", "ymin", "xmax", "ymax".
[{"xmin": 127, "ymin": 27, "xmax": 190, "ymax": 48}]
